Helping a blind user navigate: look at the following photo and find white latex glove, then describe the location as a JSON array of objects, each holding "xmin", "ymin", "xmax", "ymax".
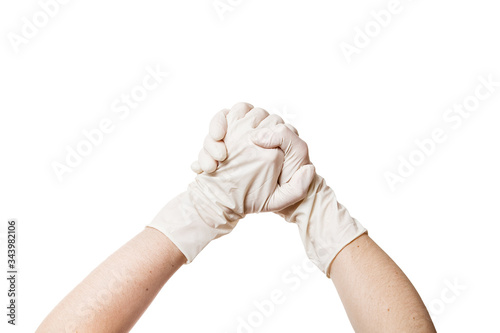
[
  {"xmin": 149, "ymin": 103, "xmax": 315, "ymax": 263},
  {"xmin": 195, "ymin": 113, "xmax": 367, "ymax": 277},
  {"xmin": 190, "ymin": 106, "xmax": 230, "ymax": 174}
]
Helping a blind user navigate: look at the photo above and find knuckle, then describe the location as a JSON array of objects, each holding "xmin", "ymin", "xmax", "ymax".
[
  {"xmin": 275, "ymin": 123, "xmax": 287, "ymax": 134},
  {"xmin": 271, "ymin": 114, "xmax": 284, "ymax": 124},
  {"xmin": 297, "ymin": 140, "xmax": 309, "ymax": 154},
  {"xmin": 231, "ymin": 102, "xmax": 253, "ymax": 112},
  {"xmin": 297, "ymin": 186, "xmax": 308, "ymax": 198},
  {"xmin": 253, "ymin": 107, "xmax": 269, "ymax": 116},
  {"xmin": 215, "ymin": 146, "xmax": 227, "ymax": 160}
]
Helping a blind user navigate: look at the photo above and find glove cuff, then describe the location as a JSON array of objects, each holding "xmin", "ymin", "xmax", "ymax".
[
  {"xmin": 148, "ymin": 181, "xmax": 241, "ymax": 263},
  {"xmin": 281, "ymin": 174, "xmax": 367, "ymax": 277}
]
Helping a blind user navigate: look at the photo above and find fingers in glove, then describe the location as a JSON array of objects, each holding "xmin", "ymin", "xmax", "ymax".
[
  {"xmin": 256, "ymin": 114, "xmax": 284, "ymax": 129},
  {"xmin": 198, "ymin": 148, "xmax": 218, "ymax": 173},
  {"xmin": 251, "ymin": 124, "xmax": 308, "ymax": 155},
  {"xmin": 244, "ymin": 107, "xmax": 270, "ymax": 128},
  {"xmin": 191, "ymin": 161, "xmax": 203, "ymax": 174},
  {"xmin": 209, "ymin": 109, "xmax": 229, "ymax": 141},
  {"xmin": 266, "ymin": 165, "xmax": 316, "ymax": 212},
  {"xmin": 251, "ymin": 123, "xmax": 296, "ymax": 149},
  {"xmin": 204, "ymin": 135, "xmax": 228, "ymax": 162},
  {"xmin": 226, "ymin": 102, "xmax": 254, "ymax": 125},
  {"xmin": 285, "ymin": 124, "xmax": 299, "ymax": 136}
]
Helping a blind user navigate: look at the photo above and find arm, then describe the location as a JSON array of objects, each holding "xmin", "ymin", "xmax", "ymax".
[
  {"xmin": 38, "ymin": 103, "xmax": 313, "ymax": 332},
  {"xmin": 252, "ymin": 125, "xmax": 436, "ymax": 332},
  {"xmin": 197, "ymin": 113, "xmax": 437, "ymax": 332},
  {"xmin": 331, "ymin": 234, "xmax": 436, "ymax": 333},
  {"xmin": 36, "ymin": 227, "xmax": 185, "ymax": 333}
]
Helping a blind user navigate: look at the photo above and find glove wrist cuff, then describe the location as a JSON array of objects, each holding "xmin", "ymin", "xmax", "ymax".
[
  {"xmin": 282, "ymin": 174, "xmax": 367, "ymax": 277},
  {"xmin": 148, "ymin": 183, "xmax": 240, "ymax": 263}
]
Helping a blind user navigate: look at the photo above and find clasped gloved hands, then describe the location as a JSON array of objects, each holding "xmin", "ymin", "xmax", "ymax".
[
  {"xmin": 148, "ymin": 103, "xmax": 315, "ymax": 263},
  {"xmin": 149, "ymin": 102, "xmax": 366, "ymax": 277}
]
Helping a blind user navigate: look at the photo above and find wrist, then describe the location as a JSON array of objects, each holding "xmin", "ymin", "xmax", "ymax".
[
  {"xmin": 278, "ymin": 173, "xmax": 367, "ymax": 277},
  {"xmin": 148, "ymin": 181, "xmax": 241, "ymax": 263},
  {"xmin": 278, "ymin": 173, "xmax": 324, "ymax": 223}
]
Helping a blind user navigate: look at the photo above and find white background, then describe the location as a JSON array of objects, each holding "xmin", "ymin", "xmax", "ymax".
[{"xmin": 1, "ymin": 0, "xmax": 499, "ymax": 332}]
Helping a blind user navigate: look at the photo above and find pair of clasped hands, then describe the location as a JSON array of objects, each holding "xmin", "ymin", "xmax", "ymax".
[
  {"xmin": 37, "ymin": 102, "xmax": 436, "ymax": 333},
  {"xmin": 149, "ymin": 102, "xmax": 366, "ymax": 276}
]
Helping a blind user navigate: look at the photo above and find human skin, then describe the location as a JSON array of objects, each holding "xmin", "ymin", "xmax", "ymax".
[
  {"xmin": 37, "ymin": 104, "xmax": 436, "ymax": 332},
  {"xmin": 36, "ymin": 227, "xmax": 186, "ymax": 332},
  {"xmin": 36, "ymin": 104, "xmax": 312, "ymax": 332},
  {"xmin": 330, "ymin": 234, "xmax": 436, "ymax": 332},
  {"xmin": 199, "ymin": 105, "xmax": 437, "ymax": 332}
]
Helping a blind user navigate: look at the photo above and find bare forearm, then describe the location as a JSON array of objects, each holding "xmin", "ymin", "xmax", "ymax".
[
  {"xmin": 330, "ymin": 234, "xmax": 436, "ymax": 333},
  {"xmin": 37, "ymin": 227, "xmax": 186, "ymax": 333}
]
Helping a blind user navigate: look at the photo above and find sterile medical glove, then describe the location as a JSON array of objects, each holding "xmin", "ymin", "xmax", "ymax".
[
  {"xmin": 194, "ymin": 111, "xmax": 368, "ymax": 277},
  {"xmin": 251, "ymin": 124, "xmax": 367, "ymax": 277},
  {"xmin": 148, "ymin": 103, "xmax": 315, "ymax": 263}
]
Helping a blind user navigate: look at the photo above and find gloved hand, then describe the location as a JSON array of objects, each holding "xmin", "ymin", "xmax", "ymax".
[
  {"xmin": 193, "ymin": 109, "xmax": 367, "ymax": 277},
  {"xmin": 148, "ymin": 103, "xmax": 315, "ymax": 263}
]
